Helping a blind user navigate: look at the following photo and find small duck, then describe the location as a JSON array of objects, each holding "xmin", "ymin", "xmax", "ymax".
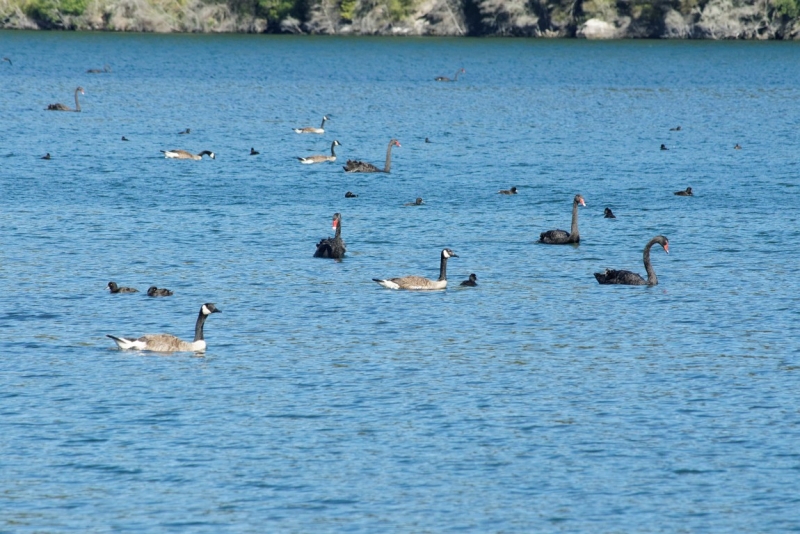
[
  {"xmin": 178, "ymin": 128, "xmax": 191, "ymax": 135},
  {"xmin": 604, "ymin": 207, "xmax": 616, "ymax": 218},
  {"xmin": 121, "ymin": 136, "xmax": 129, "ymax": 141},
  {"xmin": 404, "ymin": 197, "xmax": 424, "ymax": 206},
  {"xmin": 425, "ymin": 137, "xmax": 432, "ymax": 143},
  {"xmin": 734, "ymin": 144, "xmax": 741, "ymax": 150},
  {"xmin": 249, "ymin": 148, "xmax": 259, "ymax": 155},
  {"xmin": 41, "ymin": 153, "xmax": 51, "ymax": 160},
  {"xmin": 345, "ymin": 191, "xmax": 358, "ymax": 198},
  {"xmin": 460, "ymin": 273, "xmax": 478, "ymax": 287},
  {"xmin": 670, "ymin": 126, "xmax": 681, "ymax": 131},
  {"xmin": 108, "ymin": 281, "xmax": 138, "ymax": 294},
  {"xmin": 660, "ymin": 144, "xmax": 668, "ymax": 150},
  {"xmin": 674, "ymin": 187, "xmax": 693, "ymax": 196},
  {"xmin": 147, "ymin": 286, "xmax": 174, "ymax": 297},
  {"xmin": 499, "ymin": 187, "xmax": 517, "ymax": 195}
]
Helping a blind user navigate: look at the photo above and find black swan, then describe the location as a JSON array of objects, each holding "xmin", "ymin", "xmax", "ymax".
[
  {"xmin": 435, "ymin": 68, "xmax": 465, "ymax": 82},
  {"xmin": 499, "ymin": 187, "xmax": 518, "ymax": 195},
  {"xmin": 294, "ymin": 116, "xmax": 329, "ymax": 134},
  {"xmin": 107, "ymin": 303, "xmax": 221, "ymax": 352},
  {"xmin": 373, "ymin": 249, "xmax": 457, "ymax": 290},
  {"xmin": 47, "ymin": 87, "xmax": 84, "ymax": 112},
  {"xmin": 604, "ymin": 207, "xmax": 616, "ymax": 218},
  {"xmin": 460, "ymin": 273, "xmax": 478, "ymax": 287},
  {"xmin": 343, "ymin": 139, "xmax": 400, "ymax": 173},
  {"xmin": 539, "ymin": 194, "xmax": 586, "ymax": 244},
  {"xmin": 147, "ymin": 286, "xmax": 174, "ymax": 297},
  {"xmin": 298, "ymin": 140, "xmax": 341, "ymax": 164},
  {"xmin": 314, "ymin": 213, "xmax": 346, "ymax": 259},
  {"xmin": 594, "ymin": 235, "xmax": 669, "ymax": 286},
  {"xmin": 108, "ymin": 281, "xmax": 138, "ymax": 293},
  {"xmin": 674, "ymin": 187, "xmax": 692, "ymax": 196}
]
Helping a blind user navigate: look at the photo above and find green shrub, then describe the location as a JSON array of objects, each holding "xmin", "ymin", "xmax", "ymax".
[
  {"xmin": 773, "ymin": 0, "xmax": 799, "ymax": 18},
  {"xmin": 340, "ymin": 0, "xmax": 356, "ymax": 21}
]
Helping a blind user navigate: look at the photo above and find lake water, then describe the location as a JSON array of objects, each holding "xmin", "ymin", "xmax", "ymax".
[{"xmin": 1, "ymin": 32, "xmax": 800, "ymax": 532}]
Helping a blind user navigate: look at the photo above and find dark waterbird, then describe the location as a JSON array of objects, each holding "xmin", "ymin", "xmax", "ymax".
[
  {"xmin": 344, "ymin": 139, "xmax": 400, "ymax": 173},
  {"xmin": 604, "ymin": 207, "xmax": 616, "ymax": 218},
  {"xmin": 435, "ymin": 68, "xmax": 465, "ymax": 82},
  {"xmin": 147, "ymin": 286, "xmax": 174, "ymax": 297},
  {"xmin": 594, "ymin": 235, "xmax": 670, "ymax": 286},
  {"xmin": 460, "ymin": 273, "xmax": 478, "ymax": 287},
  {"xmin": 540, "ymin": 194, "xmax": 585, "ymax": 244},
  {"xmin": 47, "ymin": 87, "xmax": 84, "ymax": 112},
  {"xmin": 108, "ymin": 281, "xmax": 138, "ymax": 294},
  {"xmin": 314, "ymin": 213, "xmax": 346, "ymax": 259},
  {"xmin": 674, "ymin": 187, "xmax": 693, "ymax": 196}
]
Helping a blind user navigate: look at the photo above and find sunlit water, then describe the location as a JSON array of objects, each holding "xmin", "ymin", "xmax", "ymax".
[{"xmin": 1, "ymin": 32, "xmax": 800, "ymax": 532}]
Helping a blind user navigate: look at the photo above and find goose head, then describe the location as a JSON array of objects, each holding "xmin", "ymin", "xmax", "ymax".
[
  {"xmin": 442, "ymin": 248, "xmax": 458, "ymax": 259},
  {"xmin": 201, "ymin": 303, "xmax": 221, "ymax": 315}
]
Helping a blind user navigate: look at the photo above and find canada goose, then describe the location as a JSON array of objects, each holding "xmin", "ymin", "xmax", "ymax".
[
  {"xmin": 373, "ymin": 248, "xmax": 457, "ymax": 290},
  {"xmin": 594, "ymin": 236, "xmax": 669, "ymax": 286},
  {"xmin": 604, "ymin": 207, "xmax": 616, "ymax": 218},
  {"xmin": 294, "ymin": 116, "xmax": 329, "ymax": 134},
  {"xmin": 670, "ymin": 126, "xmax": 681, "ymax": 131},
  {"xmin": 107, "ymin": 281, "xmax": 138, "ymax": 294},
  {"xmin": 161, "ymin": 149, "xmax": 215, "ymax": 160},
  {"xmin": 250, "ymin": 148, "xmax": 259, "ymax": 155},
  {"xmin": 540, "ymin": 194, "xmax": 586, "ymax": 244},
  {"xmin": 499, "ymin": 187, "xmax": 517, "ymax": 195},
  {"xmin": 121, "ymin": 136, "xmax": 129, "ymax": 141},
  {"xmin": 298, "ymin": 140, "xmax": 341, "ymax": 164},
  {"xmin": 147, "ymin": 286, "xmax": 174, "ymax": 297},
  {"xmin": 345, "ymin": 191, "xmax": 358, "ymax": 198},
  {"xmin": 87, "ymin": 64, "xmax": 111, "ymax": 73},
  {"xmin": 404, "ymin": 197, "xmax": 423, "ymax": 206},
  {"xmin": 674, "ymin": 187, "xmax": 693, "ymax": 196},
  {"xmin": 41, "ymin": 153, "xmax": 51, "ymax": 160},
  {"xmin": 314, "ymin": 213, "xmax": 346, "ymax": 259},
  {"xmin": 460, "ymin": 273, "xmax": 478, "ymax": 287},
  {"xmin": 107, "ymin": 303, "xmax": 221, "ymax": 352},
  {"xmin": 660, "ymin": 144, "xmax": 668, "ymax": 150},
  {"xmin": 47, "ymin": 87, "xmax": 84, "ymax": 112},
  {"xmin": 343, "ymin": 139, "xmax": 400, "ymax": 173},
  {"xmin": 435, "ymin": 68, "xmax": 465, "ymax": 82},
  {"xmin": 178, "ymin": 128, "xmax": 191, "ymax": 135}
]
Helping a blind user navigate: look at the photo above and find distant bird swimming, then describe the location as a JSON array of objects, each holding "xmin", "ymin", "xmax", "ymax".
[
  {"xmin": 435, "ymin": 68, "xmax": 465, "ymax": 82},
  {"xmin": 499, "ymin": 187, "xmax": 517, "ymax": 195},
  {"xmin": 373, "ymin": 248, "xmax": 457, "ymax": 291},
  {"xmin": 460, "ymin": 273, "xmax": 478, "ymax": 287},
  {"xmin": 594, "ymin": 236, "xmax": 669, "ymax": 286},
  {"xmin": 314, "ymin": 212, "xmax": 346, "ymax": 259},
  {"xmin": 604, "ymin": 207, "xmax": 616, "ymax": 218},
  {"xmin": 41, "ymin": 153, "xmax": 51, "ymax": 160},
  {"xmin": 161, "ymin": 149, "xmax": 215, "ymax": 160},
  {"xmin": 660, "ymin": 144, "xmax": 668, "ymax": 150},
  {"xmin": 734, "ymin": 144, "xmax": 742, "ymax": 150},
  {"xmin": 107, "ymin": 281, "xmax": 138, "ymax": 294},
  {"xmin": 121, "ymin": 136, "xmax": 129, "ymax": 141},
  {"xmin": 670, "ymin": 125, "xmax": 681, "ymax": 131},
  {"xmin": 294, "ymin": 116, "xmax": 329, "ymax": 134},
  {"xmin": 87, "ymin": 64, "xmax": 111, "ymax": 73},
  {"xmin": 674, "ymin": 187, "xmax": 693, "ymax": 196},
  {"xmin": 343, "ymin": 139, "xmax": 400, "ymax": 173},
  {"xmin": 298, "ymin": 140, "xmax": 341, "ymax": 164},
  {"xmin": 178, "ymin": 128, "xmax": 191, "ymax": 135},
  {"xmin": 540, "ymin": 194, "xmax": 585, "ymax": 245},
  {"xmin": 107, "ymin": 303, "xmax": 221, "ymax": 353},
  {"xmin": 147, "ymin": 286, "xmax": 174, "ymax": 297},
  {"xmin": 250, "ymin": 148, "xmax": 259, "ymax": 155},
  {"xmin": 2, "ymin": 57, "xmax": 11, "ymax": 66},
  {"xmin": 345, "ymin": 191, "xmax": 358, "ymax": 198},
  {"xmin": 404, "ymin": 197, "xmax": 423, "ymax": 206},
  {"xmin": 47, "ymin": 87, "xmax": 84, "ymax": 112}
]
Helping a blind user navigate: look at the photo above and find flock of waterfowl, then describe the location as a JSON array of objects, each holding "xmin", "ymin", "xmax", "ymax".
[{"xmin": 29, "ymin": 63, "xmax": 704, "ymax": 353}]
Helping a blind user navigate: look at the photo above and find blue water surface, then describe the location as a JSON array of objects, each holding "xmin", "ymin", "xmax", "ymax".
[{"xmin": 1, "ymin": 32, "xmax": 799, "ymax": 532}]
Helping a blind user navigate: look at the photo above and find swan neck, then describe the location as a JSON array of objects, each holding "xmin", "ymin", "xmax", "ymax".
[
  {"xmin": 570, "ymin": 199, "xmax": 580, "ymax": 239},
  {"xmin": 334, "ymin": 219, "xmax": 341, "ymax": 240},
  {"xmin": 384, "ymin": 141, "xmax": 394, "ymax": 173},
  {"xmin": 438, "ymin": 254, "xmax": 448, "ymax": 281},
  {"xmin": 643, "ymin": 239, "xmax": 658, "ymax": 285},
  {"xmin": 194, "ymin": 310, "xmax": 208, "ymax": 342},
  {"xmin": 454, "ymin": 70, "xmax": 461, "ymax": 81}
]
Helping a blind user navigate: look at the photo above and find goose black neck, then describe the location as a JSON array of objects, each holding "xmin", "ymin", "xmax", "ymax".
[
  {"xmin": 438, "ymin": 254, "xmax": 449, "ymax": 281},
  {"xmin": 331, "ymin": 142, "xmax": 337, "ymax": 157},
  {"xmin": 569, "ymin": 198, "xmax": 581, "ymax": 242},
  {"xmin": 320, "ymin": 117, "xmax": 327, "ymax": 128},
  {"xmin": 454, "ymin": 70, "xmax": 461, "ymax": 81},
  {"xmin": 194, "ymin": 310, "xmax": 208, "ymax": 342},
  {"xmin": 643, "ymin": 238, "xmax": 659, "ymax": 285}
]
